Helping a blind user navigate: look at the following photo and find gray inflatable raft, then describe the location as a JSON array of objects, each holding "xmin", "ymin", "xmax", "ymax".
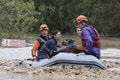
[{"xmin": 21, "ymin": 53, "xmax": 106, "ymax": 69}]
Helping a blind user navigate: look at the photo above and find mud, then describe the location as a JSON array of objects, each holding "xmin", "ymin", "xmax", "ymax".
[{"xmin": 0, "ymin": 59, "xmax": 120, "ymax": 80}]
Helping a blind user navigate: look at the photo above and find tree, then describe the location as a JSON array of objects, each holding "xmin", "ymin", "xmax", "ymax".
[
  {"xmin": 91, "ymin": 0, "xmax": 120, "ymax": 37},
  {"xmin": 0, "ymin": 0, "xmax": 38, "ymax": 38}
]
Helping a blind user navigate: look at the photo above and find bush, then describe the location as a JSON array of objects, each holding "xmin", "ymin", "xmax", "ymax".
[
  {"xmin": 91, "ymin": 0, "xmax": 120, "ymax": 37},
  {"xmin": 0, "ymin": 0, "xmax": 38, "ymax": 39}
]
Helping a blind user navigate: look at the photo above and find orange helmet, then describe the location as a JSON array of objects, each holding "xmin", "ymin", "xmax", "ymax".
[
  {"xmin": 76, "ymin": 15, "xmax": 88, "ymax": 24},
  {"xmin": 40, "ymin": 24, "xmax": 49, "ymax": 32}
]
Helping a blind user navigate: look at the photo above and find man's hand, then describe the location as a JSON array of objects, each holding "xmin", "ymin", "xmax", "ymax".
[
  {"xmin": 62, "ymin": 40, "xmax": 68, "ymax": 46},
  {"xmin": 32, "ymin": 56, "xmax": 36, "ymax": 60},
  {"xmin": 78, "ymin": 52, "xmax": 86, "ymax": 55}
]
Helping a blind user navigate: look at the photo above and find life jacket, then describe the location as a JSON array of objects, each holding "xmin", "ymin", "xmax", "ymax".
[
  {"xmin": 36, "ymin": 37, "xmax": 56, "ymax": 60},
  {"xmin": 35, "ymin": 36, "xmax": 49, "ymax": 60},
  {"xmin": 81, "ymin": 27, "xmax": 100, "ymax": 48},
  {"xmin": 37, "ymin": 37, "xmax": 47, "ymax": 51},
  {"xmin": 31, "ymin": 35, "xmax": 49, "ymax": 57}
]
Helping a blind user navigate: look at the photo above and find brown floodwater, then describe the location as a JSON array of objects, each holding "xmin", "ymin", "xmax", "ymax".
[{"xmin": 0, "ymin": 36, "xmax": 120, "ymax": 80}]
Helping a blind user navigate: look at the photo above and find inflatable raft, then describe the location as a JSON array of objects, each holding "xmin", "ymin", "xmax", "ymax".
[{"xmin": 20, "ymin": 53, "xmax": 106, "ymax": 69}]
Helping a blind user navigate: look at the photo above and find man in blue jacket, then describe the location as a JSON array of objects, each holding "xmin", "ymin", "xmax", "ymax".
[
  {"xmin": 76, "ymin": 15, "xmax": 101, "ymax": 59},
  {"xmin": 36, "ymin": 30, "xmax": 61, "ymax": 61}
]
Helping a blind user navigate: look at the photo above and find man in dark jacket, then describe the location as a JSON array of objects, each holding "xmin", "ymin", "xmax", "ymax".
[
  {"xmin": 36, "ymin": 30, "xmax": 61, "ymax": 61},
  {"xmin": 32, "ymin": 24, "xmax": 49, "ymax": 60}
]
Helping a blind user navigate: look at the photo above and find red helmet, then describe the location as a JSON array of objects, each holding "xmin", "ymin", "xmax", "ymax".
[
  {"xmin": 40, "ymin": 24, "xmax": 49, "ymax": 32},
  {"xmin": 76, "ymin": 15, "xmax": 88, "ymax": 24}
]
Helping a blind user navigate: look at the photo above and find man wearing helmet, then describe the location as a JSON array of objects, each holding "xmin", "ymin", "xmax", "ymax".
[
  {"xmin": 32, "ymin": 24, "xmax": 49, "ymax": 60},
  {"xmin": 76, "ymin": 15, "xmax": 101, "ymax": 59}
]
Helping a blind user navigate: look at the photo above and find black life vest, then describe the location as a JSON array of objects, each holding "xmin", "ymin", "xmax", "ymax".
[{"xmin": 37, "ymin": 36, "xmax": 47, "ymax": 51}]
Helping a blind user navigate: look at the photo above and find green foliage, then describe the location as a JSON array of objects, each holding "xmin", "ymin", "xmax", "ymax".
[
  {"xmin": 0, "ymin": 0, "xmax": 120, "ymax": 38},
  {"xmin": 0, "ymin": 27, "xmax": 3, "ymax": 38},
  {"xmin": 91, "ymin": 0, "xmax": 120, "ymax": 37},
  {"xmin": 0, "ymin": 0, "xmax": 38, "ymax": 39},
  {"xmin": 33, "ymin": 0, "xmax": 96, "ymax": 34},
  {"xmin": 10, "ymin": 0, "xmax": 38, "ymax": 33}
]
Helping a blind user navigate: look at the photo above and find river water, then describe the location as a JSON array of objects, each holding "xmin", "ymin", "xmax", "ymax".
[
  {"xmin": 0, "ymin": 47, "xmax": 120, "ymax": 60},
  {"xmin": 0, "ymin": 47, "xmax": 120, "ymax": 80}
]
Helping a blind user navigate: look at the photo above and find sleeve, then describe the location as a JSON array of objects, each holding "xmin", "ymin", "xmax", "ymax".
[
  {"xmin": 82, "ymin": 30, "xmax": 93, "ymax": 54},
  {"xmin": 32, "ymin": 40, "xmax": 40, "ymax": 57},
  {"xmin": 45, "ymin": 40, "xmax": 57, "ymax": 51}
]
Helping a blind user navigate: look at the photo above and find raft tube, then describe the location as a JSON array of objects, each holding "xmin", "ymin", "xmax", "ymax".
[{"xmin": 21, "ymin": 53, "xmax": 106, "ymax": 69}]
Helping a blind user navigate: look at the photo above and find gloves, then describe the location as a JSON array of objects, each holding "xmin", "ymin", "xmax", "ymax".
[{"xmin": 62, "ymin": 39, "xmax": 74, "ymax": 46}]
